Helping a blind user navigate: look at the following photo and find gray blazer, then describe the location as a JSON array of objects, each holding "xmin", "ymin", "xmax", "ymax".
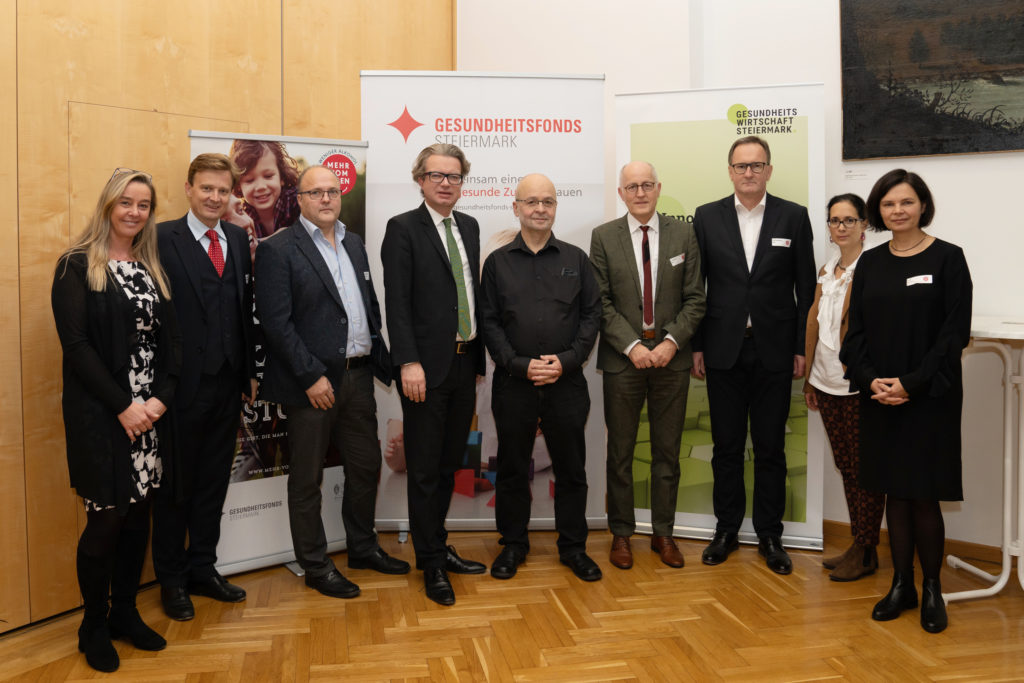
[{"xmin": 590, "ymin": 212, "xmax": 706, "ymax": 374}]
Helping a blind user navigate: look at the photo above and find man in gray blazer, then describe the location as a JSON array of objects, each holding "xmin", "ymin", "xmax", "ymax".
[
  {"xmin": 590, "ymin": 161, "xmax": 706, "ymax": 570},
  {"xmin": 255, "ymin": 166, "xmax": 407, "ymax": 599}
]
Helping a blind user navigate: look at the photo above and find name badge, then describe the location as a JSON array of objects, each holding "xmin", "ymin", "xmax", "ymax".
[
  {"xmin": 363, "ymin": 271, "xmax": 370, "ymax": 281},
  {"xmin": 906, "ymin": 274, "xmax": 933, "ymax": 286},
  {"xmin": 771, "ymin": 238, "xmax": 792, "ymax": 248},
  {"xmin": 669, "ymin": 253, "xmax": 685, "ymax": 267}
]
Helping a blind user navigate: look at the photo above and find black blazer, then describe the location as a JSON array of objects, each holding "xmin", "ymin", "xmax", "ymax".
[
  {"xmin": 157, "ymin": 215, "xmax": 256, "ymax": 405},
  {"xmin": 254, "ymin": 220, "xmax": 391, "ymax": 406},
  {"xmin": 380, "ymin": 203, "xmax": 486, "ymax": 386},
  {"xmin": 51, "ymin": 252, "xmax": 181, "ymax": 510},
  {"xmin": 693, "ymin": 193, "xmax": 816, "ymax": 372}
]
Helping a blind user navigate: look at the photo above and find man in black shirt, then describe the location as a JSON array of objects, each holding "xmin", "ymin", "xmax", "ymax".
[{"xmin": 479, "ymin": 173, "xmax": 602, "ymax": 582}]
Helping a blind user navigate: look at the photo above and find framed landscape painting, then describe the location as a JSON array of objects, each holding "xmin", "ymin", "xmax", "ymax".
[{"xmin": 841, "ymin": 0, "xmax": 1024, "ymax": 159}]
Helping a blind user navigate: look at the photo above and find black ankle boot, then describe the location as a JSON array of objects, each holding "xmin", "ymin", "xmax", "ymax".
[
  {"xmin": 920, "ymin": 578, "xmax": 948, "ymax": 633},
  {"xmin": 871, "ymin": 571, "xmax": 918, "ymax": 621},
  {"xmin": 109, "ymin": 526, "xmax": 166, "ymax": 651},
  {"xmin": 77, "ymin": 547, "xmax": 119, "ymax": 672}
]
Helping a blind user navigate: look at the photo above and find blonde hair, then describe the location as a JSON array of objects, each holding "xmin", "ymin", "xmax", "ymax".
[{"xmin": 63, "ymin": 170, "xmax": 171, "ymax": 298}]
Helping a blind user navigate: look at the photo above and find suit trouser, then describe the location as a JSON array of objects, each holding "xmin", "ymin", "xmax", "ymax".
[
  {"xmin": 604, "ymin": 360, "xmax": 689, "ymax": 537},
  {"xmin": 400, "ymin": 351, "xmax": 477, "ymax": 569},
  {"xmin": 492, "ymin": 370, "xmax": 590, "ymax": 557},
  {"xmin": 705, "ymin": 335, "xmax": 791, "ymax": 537},
  {"xmin": 153, "ymin": 366, "xmax": 240, "ymax": 587},
  {"xmin": 284, "ymin": 366, "xmax": 381, "ymax": 578}
]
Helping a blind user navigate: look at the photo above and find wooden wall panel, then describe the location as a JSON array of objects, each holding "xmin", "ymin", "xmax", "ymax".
[
  {"xmin": 282, "ymin": 0, "xmax": 455, "ymax": 139},
  {"xmin": 12, "ymin": 0, "xmax": 455, "ymax": 628},
  {"xmin": 0, "ymin": 0, "xmax": 29, "ymax": 633},
  {"xmin": 17, "ymin": 0, "xmax": 282, "ymax": 623}
]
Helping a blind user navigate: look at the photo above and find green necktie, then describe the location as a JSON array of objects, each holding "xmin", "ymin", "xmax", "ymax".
[{"xmin": 444, "ymin": 217, "xmax": 472, "ymax": 340}]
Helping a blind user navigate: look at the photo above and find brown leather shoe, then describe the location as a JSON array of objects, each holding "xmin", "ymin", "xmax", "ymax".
[
  {"xmin": 651, "ymin": 536, "xmax": 685, "ymax": 568},
  {"xmin": 609, "ymin": 535, "xmax": 633, "ymax": 569}
]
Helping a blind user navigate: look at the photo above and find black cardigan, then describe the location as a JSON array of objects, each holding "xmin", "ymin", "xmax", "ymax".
[{"xmin": 51, "ymin": 252, "xmax": 182, "ymax": 511}]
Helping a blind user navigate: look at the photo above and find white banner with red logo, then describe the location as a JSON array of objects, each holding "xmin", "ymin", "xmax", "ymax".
[
  {"xmin": 189, "ymin": 131, "xmax": 368, "ymax": 574},
  {"xmin": 360, "ymin": 72, "xmax": 606, "ymax": 533}
]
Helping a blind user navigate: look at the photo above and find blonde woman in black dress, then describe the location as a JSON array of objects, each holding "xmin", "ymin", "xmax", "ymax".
[
  {"xmin": 52, "ymin": 169, "xmax": 181, "ymax": 671},
  {"xmin": 841, "ymin": 170, "xmax": 972, "ymax": 634}
]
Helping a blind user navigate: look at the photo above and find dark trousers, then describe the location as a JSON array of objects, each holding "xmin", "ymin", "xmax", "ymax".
[
  {"xmin": 152, "ymin": 367, "xmax": 240, "ymax": 586},
  {"xmin": 401, "ymin": 352, "xmax": 477, "ymax": 569},
  {"xmin": 815, "ymin": 389, "xmax": 885, "ymax": 546},
  {"xmin": 284, "ymin": 366, "xmax": 381, "ymax": 578},
  {"xmin": 705, "ymin": 336, "xmax": 791, "ymax": 536},
  {"xmin": 604, "ymin": 361, "xmax": 689, "ymax": 537},
  {"xmin": 492, "ymin": 370, "xmax": 590, "ymax": 557}
]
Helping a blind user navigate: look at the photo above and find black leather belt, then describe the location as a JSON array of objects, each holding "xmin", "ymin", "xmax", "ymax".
[
  {"xmin": 744, "ymin": 327, "xmax": 754, "ymax": 338},
  {"xmin": 455, "ymin": 340, "xmax": 476, "ymax": 355},
  {"xmin": 346, "ymin": 356, "xmax": 369, "ymax": 369}
]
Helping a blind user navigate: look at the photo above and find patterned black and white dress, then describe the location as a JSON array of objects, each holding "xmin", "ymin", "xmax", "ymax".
[{"xmin": 84, "ymin": 260, "xmax": 163, "ymax": 511}]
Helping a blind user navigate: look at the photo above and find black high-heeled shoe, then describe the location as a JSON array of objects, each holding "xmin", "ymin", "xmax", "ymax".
[
  {"xmin": 871, "ymin": 571, "xmax": 918, "ymax": 621},
  {"xmin": 920, "ymin": 578, "xmax": 948, "ymax": 633}
]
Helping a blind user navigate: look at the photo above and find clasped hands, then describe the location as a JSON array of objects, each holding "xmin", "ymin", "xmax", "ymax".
[
  {"xmin": 870, "ymin": 377, "xmax": 909, "ymax": 405},
  {"xmin": 629, "ymin": 340, "xmax": 676, "ymax": 370},
  {"xmin": 117, "ymin": 397, "xmax": 167, "ymax": 443},
  {"xmin": 527, "ymin": 355, "xmax": 563, "ymax": 385}
]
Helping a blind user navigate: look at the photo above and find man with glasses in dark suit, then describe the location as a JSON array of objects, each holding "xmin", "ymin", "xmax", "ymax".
[{"xmin": 381, "ymin": 144, "xmax": 487, "ymax": 606}]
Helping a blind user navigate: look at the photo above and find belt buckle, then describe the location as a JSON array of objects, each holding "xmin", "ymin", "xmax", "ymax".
[
  {"xmin": 455, "ymin": 341, "xmax": 470, "ymax": 355},
  {"xmin": 641, "ymin": 330, "xmax": 657, "ymax": 340}
]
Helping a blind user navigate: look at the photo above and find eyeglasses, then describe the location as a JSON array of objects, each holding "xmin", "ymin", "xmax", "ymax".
[
  {"xmin": 515, "ymin": 198, "xmax": 557, "ymax": 209},
  {"xmin": 109, "ymin": 167, "xmax": 152, "ymax": 182},
  {"xmin": 297, "ymin": 189, "xmax": 342, "ymax": 200},
  {"xmin": 729, "ymin": 162, "xmax": 767, "ymax": 174},
  {"xmin": 423, "ymin": 172, "xmax": 464, "ymax": 185},
  {"xmin": 622, "ymin": 182, "xmax": 657, "ymax": 195},
  {"xmin": 826, "ymin": 217, "xmax": 865, "ymax": 228}
]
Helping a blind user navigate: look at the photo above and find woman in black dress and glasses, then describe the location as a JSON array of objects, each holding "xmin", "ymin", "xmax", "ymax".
[
  {"xmin": 840, "ymin": 169, "xmax": 972, "ymax": 634},
  {"xmin": 51, "ymin": 168, "xmax": 181, "ymax": 671}
]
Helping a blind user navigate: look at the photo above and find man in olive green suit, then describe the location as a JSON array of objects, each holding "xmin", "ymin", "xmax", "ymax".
[{"xmin": 589, "ymin": 161, "xmax": 706, "ymax": 570}]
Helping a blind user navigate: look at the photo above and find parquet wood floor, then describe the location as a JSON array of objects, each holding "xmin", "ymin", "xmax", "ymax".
[{"xmin": 2, "ymin": 530, "xmax": 1022, "ymax": 681}]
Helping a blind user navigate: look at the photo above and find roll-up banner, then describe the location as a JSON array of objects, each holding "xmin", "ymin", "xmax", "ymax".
[
  {"xmin": 189, "ymin": 131, "xmax": 368, "ymax": 574},
  {"xmin": 360, "ymin": 72, "xmax": 606, "ymax": 531},
  {"xmin": 614, "ymin": 84, "xmax": 827, "ymax": 549}
]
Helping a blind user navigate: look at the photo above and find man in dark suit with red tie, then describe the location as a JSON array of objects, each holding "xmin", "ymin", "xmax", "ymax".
[
  {"xmin": 691, "ymin": 136, "xmax": 815, "ymax": 575},
  {"xmin": 381, "ymin": 144, "xmax": 487, "ymax": 606},
  {"xmin": 153, "ymin": 153, "xmax": 256, "ymax": 620}
]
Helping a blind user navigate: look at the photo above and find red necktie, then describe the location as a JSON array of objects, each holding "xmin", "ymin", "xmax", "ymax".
[
  {"xmin": 206, "ymin": 229, "xmax": 225, "ymax": 277},
  {"xmin": 640, "ymin": 225, "xmax": 653, "ymax": 326}
]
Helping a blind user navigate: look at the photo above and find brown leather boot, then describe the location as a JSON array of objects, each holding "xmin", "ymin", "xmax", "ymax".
[
  {"xmin": 829, "ymin": 543, "xmax": 878, "ymax": 582},
  {"xmin": 822, "ymin": 541, "xmax": 856, "ymax": 570}
]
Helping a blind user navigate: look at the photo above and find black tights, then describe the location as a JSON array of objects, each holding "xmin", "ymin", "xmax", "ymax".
[
  {"xmin": 77, "ymin": 498, "xmax": 152, "ymax": 619},
  {"xmin": 885, "ymin": 497, "xmax": 945, "ymax": 580}
]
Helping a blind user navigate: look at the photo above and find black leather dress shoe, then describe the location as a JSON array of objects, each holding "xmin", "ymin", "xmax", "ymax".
[
  {"xmin": 872, "ymin": 572, "xmax": 918, "ymax": 621},
  {"xmin": 560, "ymin": 552, "xmax": 602, "ymax": 582},
  {"xmin": 445, "ymin": 545, "xmax": 486, "ymax": 574},
  {"xmin": 490, "ymin": 546, "xmax": 526, "ymax": 580},
  {"xmin": 424, "ymin": 567, "xmax": 455, "ymax": 605},
  {"xmin": 348, "ymin": 547, "xmax": 411, "ymax": 575},
  {"xmin": 701, "ymin": 531, "xmax": 739, "ymax": 566},
  {"xmin": 305, "ymin": 569, "xmax": 360, "ymax": 599},
  {"xmin": 160, "ymin": 585, "xmax": 195, "ymax": 621},
  {"xmin": 758, "ymin": 534, "xmax": 793, "ymax": 575},
  {"xmin": 189, "ymin": 574, "xmax": 246, "ymax": 603},
  {"xmin": 920, "ymin": 578, "xmax": 947, "ymax": 633}
]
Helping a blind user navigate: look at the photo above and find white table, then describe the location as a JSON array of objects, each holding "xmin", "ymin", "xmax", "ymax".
[{"xmin": 944, "ymin": 316, "xmax": 1024, "ymax": 603}]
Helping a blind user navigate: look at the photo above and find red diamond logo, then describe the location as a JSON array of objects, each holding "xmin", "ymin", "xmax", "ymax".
[{"xmin": 387, "ymin": 106, "xmax": 424, "ymax": 143}]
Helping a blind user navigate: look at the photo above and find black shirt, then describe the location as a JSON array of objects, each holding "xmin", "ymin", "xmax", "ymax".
[{"xmin": 480, "ymin": 232, "xmax": 600, "ymax": 379}]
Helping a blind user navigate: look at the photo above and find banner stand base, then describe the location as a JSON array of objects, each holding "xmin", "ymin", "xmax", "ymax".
[{"xmin": 285, "ymin": 561, "xmax": 305, "ymax": 577}]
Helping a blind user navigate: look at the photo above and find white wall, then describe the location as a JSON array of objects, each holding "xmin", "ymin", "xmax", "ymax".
[{"xmin": 459, "ymin": 0, "xmax": 1018, "ymax": 546}]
